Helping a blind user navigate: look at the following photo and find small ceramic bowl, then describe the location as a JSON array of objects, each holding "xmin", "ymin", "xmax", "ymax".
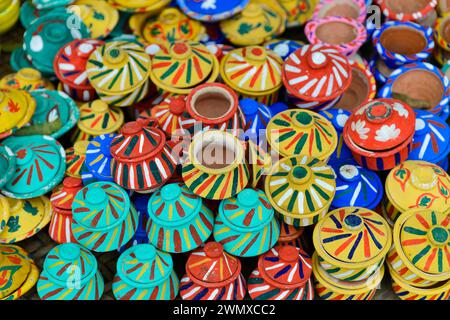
[
  {"xmin": 379, "ymin": 0, "xmax": 437, "ymax": 23},
  {"xmin": 313, "ymin": 0, "xmax": 367, "ymax": 24},
  {"xmin": 0, "ymin": 68, "xmax": 54, "ymax": 91},
  {"xmin": 305, "ymin": 16, "xmax": 367, "ymax": 58},
  {"xmin": 372, "ymin": 21, "xmax": 434, "ymax": 69}
]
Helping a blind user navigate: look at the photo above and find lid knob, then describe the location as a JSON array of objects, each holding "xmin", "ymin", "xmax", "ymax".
[
  {"xmin": 307, "ymin": 51, "xmax": 328, "ymax": 69},
  {"xmin": 237, "ymin": 189, "xmax": 258, "ymax": 207},
  {"xmin": 338, "ymin": 164, "xmax": 360, "ymax": 182},
  {"xmin": 59, "ymin": 243, "xmax": 81, "ymax": 261},
  {"xmin": 171, "ymin": 42, "xmax": 192, "ymax": 60},
  {"xmin": 278, "ymin": 245, "xmax": 299, "ymax": 262},
  {"xmin": 159, "ymin": 8, "xmax": 181, "ymax": 24},
  {"xmin": 104, "ymin": 47, "xmax": 127, "ymax": 65},
  {"xmin": 168, "ymin": 97, "xmax": 186, "ymax": 115},
  {"xmin": 428, "ymin": 227, "xmax": 449, "ymax": 246},
  {"xmin": 242, "ymin": 3, "xmax": 262, "ymax": 17},
  {"xmin": 240, "ymin": 98, "xmax": 259, "ymax": 116},
  {"xmin": 16, "ymin": 148, "xmax": 33, "ymax": 165},
  {"xmin": 121, "ymin": 120, "xmax": 145, "ymax": 136},
  {"xmin": 85, "ymin": 188, "xmax": 107, "ymax": 205},
  {"xmin": 63, "ymin": 177, "xmax": 83, "ymax": 189},
  {"xmin": 17, "ymin": 68, "xmax": 42, "ymax": 81},
  {"xmin": 44, "ymin": 24, "xmax": 69, "ymax": 44},
  {"xmin": 289, "ymin": 165, "xmax": 312, "ymax": 184},
  {"xmin": 247, "ymin": 47, "xmax": 267, "ymax": 61},
  {"xmin": 204, "ymin": 242, "xmax": 223, "ymax": 259},
  {"xmin": 343, "ymin": 213, "xmax": 363, "ymax": 231},
  {"xmin": 91, "ymin": 100, "xmax": 109, "ymax": 113},
  {"xmin": 161, "ymin": 184, "xmax": 182, "ymax": 201},
  {"xmin": 134, "ymin": 244, "xmax": 156, "ymax": 261},
  {"xmin": 365, "ymin": 101, "xmax": 392, "ymax": 123},
  {"xmin": 293, "ymin": 111, "xmax": 314, "ymax": 128},
  {"xmin": 76, "ymin": 42, "xmax": 95, "ymax": 58},
  {"xmin": 411, "ymin": 166, "xmax": 438, "ymax": 190}
]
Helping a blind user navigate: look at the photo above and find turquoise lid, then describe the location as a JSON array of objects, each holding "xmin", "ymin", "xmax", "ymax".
[
  {"xmin": 24, "ymin": 12, "xmax": 90, "ymax": 74},
  {"xmin": 0, "ymin": 145, "xmax": 16, "ymax": 189},
  {"xmin": 20, "ymin": 2, "xmax": 65, "ymax": 29},
  {"xmin": 116, "ymin": 244, "xmax": 173, "ymax": 288},
  {"xmin": 1, "ymin": 135, "xmax": 66, "ymax": 199},
  {"xmin": 32, "ymin": 0, "xmax": 74, "ymax": 10},
  {"xmin": 10, "ymin": 48, "xmax": 34, "ymax": 72},
  {"xmin": 43, "ymin": 243, "xmax": 97, "ymax": 287}
]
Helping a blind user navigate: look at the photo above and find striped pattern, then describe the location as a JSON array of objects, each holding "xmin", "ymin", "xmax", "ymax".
[
  {"xmin": 180, "ymin": 274, "xmax": 246, "ymax": 300},
  {"xmin": 287, "ymin": 93, "xmax": 341, "ymax": 112},
  {"xmin": 314, "ymin": 278, "xmax": 377, "ymax": 300},
  {"xmin": 85, "ymin": 134, "xmax": 116, "ymax": 182},
  {"xmin": 48, "ymin": 211, "xmax": 75, "ymax": 244},
  {"xmin": 186, "ymin": 109, "xmax": 247, "ymax": 138},
  {"xmin": 391, "ymin": 276, "xmax": 450, "ymax": 300},
  {"xmin": 248, "ymin": 140, "xmax": 272, "ymax": 188},
  {"xmin": 379, "ymin": 0, "xmax": 437, "ymax": 22},
  {"xmin": 319, "ymin": 255, "xmax": 384, "ymax": 283},
  {"xmin": 97, "ymin": 80, "xmax": 150, "ymax": 107},
  {"xmin": 382, "ymin": 196, "xmax": 402, "ymax": 224},
  {"xmin": 65, "ymin": 147, "xmax": 87, "ymax": 179}
]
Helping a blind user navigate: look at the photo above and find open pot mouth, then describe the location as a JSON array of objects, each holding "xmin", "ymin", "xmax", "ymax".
[
  {"xmin": 315, "ymin": 21, "xmax": 358, "ymax": 45},
  {"xmin": 335, "ymin": 67, "xmax": 370, "ymax": 111},
  {"xmin": 380, "ymin": 26, "xmax": 427, "ymax": 55},
  {"xmin": 317, "ymin": 1, "xmax": 361, "ymax": 20},
  {"xmin": 189, "ymin": 85, "xmax": 235, "ymax": 121},
  {"xmin": 384, "ymin": 0, "xmax": 432, "ymax": 14}
]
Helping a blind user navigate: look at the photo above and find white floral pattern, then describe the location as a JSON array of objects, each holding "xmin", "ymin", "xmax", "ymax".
[
  {"xmin": 351, "ymin": 120, "xmax": 370, "ymax": 140},
  {"xmin": 393, "ymin": 102, "xmax": 409, "ymax": 118},
  {"xmin": 375, "ymin": 124, "xmax": 400, "ymax": 142}
]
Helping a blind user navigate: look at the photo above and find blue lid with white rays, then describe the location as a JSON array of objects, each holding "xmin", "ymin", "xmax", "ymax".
[
  {"xmin": 330, "ymin": 160, "xmax": 383, "ymax": 210},
  {"xmin": 266, "ymin": 40, "xmax": 303, "ymax": 61},
  {"xmin": 408, "ymin": 110, "xmax": 450, "ymax": 165},
  {"xmin": 85, "ymin": 133, "xmax": 117, "ymax": 182},
  {"xmin": 240, "ymin": 98, "xmax": 272, "ymax": 144},
  {"xmin": 177, "ymin": 0, "xmax": 249, "ymax": 22}
]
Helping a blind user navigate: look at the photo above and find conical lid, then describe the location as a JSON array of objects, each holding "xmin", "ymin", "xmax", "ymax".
[
  {"xmin": 77, "ymin": 100, "xmax": 124, "ymax": 135},
  {"xmin": 50, "ymin": 177, "xmax": 84, "ymax": 212},
  {"xmin": 85, "ymin": 133, "xmax": 117, "ymax": 181}
]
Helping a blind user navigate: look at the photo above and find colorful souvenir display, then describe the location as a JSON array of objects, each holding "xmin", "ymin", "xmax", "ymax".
[
  {"xmin": 65, "ymin": 140, "xmax": 89, "ymax": 178},
  {"xmin": 0, "ymin": 145, "xmax": 16, "ymax": 190},
  {"xmin": 37, "ymin": 243, "xmax": 104, "ymax": 300},
  {"xmin": 343, "ymin": 99, "xmax": 416, "ymax": 171},
  {"xmin": 265, "ymin": 39, "xmax": 304, "ymax": 61},
  {"xmin": 107, "ymin": 0, "xmax": 171, "ymax": 13},
  {"xmin": 278, "ymin": 0, "xmax": 318, "ymax": 27},
  {"xmin": 379, "ymin": 0, "xmax": 437, "ymax": 23},
  {"xmin": 146, "ymin": 183, "xmax": 214, "ymax": 253},
  {"xmin": 265, "ymin": 155, "xmax": 336, "ymax": 227},
  {"xmin": 71, "ymin": 182, "xmax": 139, "ymax": 252},
  {"xmin": 0, "ymin": 68, "xmax": 54, "ymax": 91},
  {"xmin": 313, "ymin": 0, "xmax": 367, "ymax": 24},
  {"xmin": 0, "ymin": 0, "xmax": 20, "ymax": 35},
  {"xmin": 180, "ymin": 242, "xmax": 247, "ymax": 300},
  {"xmin": 282, "ymin": 44, "xmax": 352, "ymax": 111},
  {"xmin": 383, "ymin": 161, "xmax": 450, "ymax": 224},
  {"xmin": 49, "ymin": 177, "xmax": 83, "ymax": 244},
  {"xmin": 248, "ymin": 245, "xmax": 314, "ymax": 300},
  {"xmin": 220, "ymin": 46, "xmax": 283, "ymax": 105},
  {"xmin": 84, "ymin": 133, "xmax": 117, "ymax": 182},
  {"xmin": 177, "ymin": 0, "xmax": 249, "ymax": 21},
  {"xmin": 182, "ymin": 130, "xmax": 250, "ymax": 200}
]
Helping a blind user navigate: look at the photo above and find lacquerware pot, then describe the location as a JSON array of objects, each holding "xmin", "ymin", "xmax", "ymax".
[
  {"xmin": 343, "ymin": 99, "xmax": 416, "ymax": 171},
  {"xmin": 313, "ymin": 0, "xmax": 367, "ymax": 24},
  {"xmin": 113, "ymin": 244, "xmax": 179, "ymax": 300},
  {"xmin": 180, "ymin": 242, "xmax": 247, "ymax": 300},
  {"xmin": 0, "ymin": 68, "xmax": 54, "ymax": 91}
]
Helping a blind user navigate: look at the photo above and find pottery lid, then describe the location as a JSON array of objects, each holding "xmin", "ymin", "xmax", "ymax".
[
  {"xmin": 110, "ymin": 119, "xmax": 166, "ymax": 163},
  {"xmin": 266, "ymin": 109, "xmax": 338, "ymax": 160},
  {"xmin": 32, "ymin": 0, "xmax": 74, "ymax": 9},
  {"xmin": 77, "ymin": 100, "xmax": 124, "ymax": 135},
  {"xmin": 149, "ymin": 41, "xmax": 218, "ymax": 91},
  {"xmin": 385, "ymin": 161, "xmax": 450, "ymax": 214},
  {"xmin": 117, "ymin": 244, "xmax": 173, "ymax": 288},
  {"xmin": 265, "ymin": 155, "xmax": 336, "ymax": 217},
  {"xmin": 314, "ymin": 207, "xmax": 392, "ymax": 268},
  {"xmin": 220, "ymin": 46, "xmax": 283, "ymax": 95},
  {"xmin": 43, "ymin": 243, "xmax": 97, "ymax": 287},
  {"xmin": 177, "ymin": 0, "xmax": 249, "ymax": 21},
  {"xmin": 86, "ymin": 41, "xmax": 151, "ymax": 94},
  {"xmin": 265, "ymin": 39, "xmax": 304, "ymax": 61},
  {"xmin": 259, "ymin": 245, "xmax": 312, "ymax": 288},
  {"xmin": 186, "ymin": 242, "xmax": 241, "ymax": 287},
  {"xmin": 395, "ymin": 209, "xmax": 450, "ymax": 278},
  {"xmin": 219, "ymin": 189, "xmax": 274, "ymax": 231},
  {"xmin": 345, "ymin": 99, "xmax": 415, "ymax": 151},
  {"xmin": 282, "ymin": 44, "xmax": 352, "ymax": 102},
  {"xmin": 0, "ymin": 244, "xmax": 31, "ymax": 299},
  {"xmin": 0, "ymin": 88, "xmax": 36, "ymax": 139},
  {"xmin": 148, "ymin": 183, "xmax": 202, "ymax": 227},
  {"xmin": 409, "ymin": 110, "xmax": 450, "ymax": 164},
  {"xmin": 0, "ymin": 145, "xmax": 16, "ymax": 190},
  {"xmin": 50, "ymin": 177, "xmax": 84, "ymax": 212},
  {"xmin": 319, "ymin": 108, "xmax": 351, "ymax": 133},
  {"xmin": 65, "ymin": 141, "xmax": 89, "ymax": 178},
  {"xmin": 85, "ymin": 133, "xmax": 117, "ymax": 181},
  {"xmin": 54, "ymin": 39, "xmax": 105, "ymax": 89},
  {"xmin": 1, "ymin": 135, "xmax": 65, "ymax": 199},
  {"xmin": 0, "ymin": 196, "xmax": 10, "ymax": 234},
  {"xmin": 331, "ymin": 161, "xmax": 383, "ymax": 209},
  {"xmin": 24, "ymin": 12, "xmax": 91, "ymax": 74},
  {"xmin": 278, "ymin": 221, "xmax": 304, "ymax": 242},
  {"xmin": 72, "ymin": 181, "xmax": 131, "ymax": 231},
  {"xmin": 0, "ymin": 68, "xmax": 55, "ymax": 91}
]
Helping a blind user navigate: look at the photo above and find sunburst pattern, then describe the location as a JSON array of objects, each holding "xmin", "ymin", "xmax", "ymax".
[{"xmin": 85, "ymin": 134, "xmax": 116, "ymax": 182}]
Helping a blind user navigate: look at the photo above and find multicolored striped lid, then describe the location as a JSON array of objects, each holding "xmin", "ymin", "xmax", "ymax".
[
  {"xmin": 0, "ymin": 145, "xmax": 16, "ymax": 189},
  {"xmin": 0, "ymin": 243, "xmax": 31, "ymax": 299},
  {"xmin": 50, "ymin": 177, "xmax": 84, "ymax": 212},
  {"xmin": 318, "ymin": 108, "xmax": 352, "ymax": 162},
  {"xmin": 77, "ymin": 100, "xmax": 124, "ymax": 136},
  {"xmin": 313, "ymin": 207, "xmax": 392, "ymax": 268},
  {"xmin": 85, "ymin": 133, "xmax": 117, "ymax": 181},
  {"xmin": 65, "ymin": 140, "xmax": 89, "ymax": 178},
  {"xmin": 116, "ymin": 244, "xmax": 173, "ymax": 287},
  {"xmin": 265, "ymin": 39, "xmax": 304, "ymax": 61},
  {"xmin": 1, "ymin": 135, "xmax": 66, "ymax": 199},
  {"xmin": 0, "ymin": 68, "xmax": 55, "ymax": 91},
  {"xmin": 177, "ymin": 0, "xmax": 249, "ymax": 22}
]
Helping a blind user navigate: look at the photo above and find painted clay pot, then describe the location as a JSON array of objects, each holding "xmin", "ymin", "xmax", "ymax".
[
  {"xmin": 182, "ymin": 130, "xmax": 250, "ymax": 200},
  {"xmin": 379, "ymin": 0, "xmax": 437, "ymax": 23},
  {"xmin": 186, "ymin": 83, "xmax": 246, "ymax": 137},
  {"xmin": 313, "ymin": 207, "xmax": 391, "ymax": 282},
  {"xmin": 107, "ymin": 0, "xmax": 170, "ymax": 13},
  {"xmin": 84, "ymin": 133, "xmax": 117, "ymax": 183},
  {"xmin": 214, "ymin": 189, "xmax": 280, "ymax": 257},
  {"xmin": 369, "ymin": 54, "xmax": 395, "ymax": 85},
  {"xmin": 343, "ymin": 99, "xmax": 416, "ymax": 171},
  {"xmin": 282, "ymin": 44, "xmax": 352, "ymax": 111},
  {"xmin": 220, "ymin": 46, "xmax": 283, "ymax": 106},
  {"xmin": 149, "ymin": 41, "xmax": 220, "ymax": 95},
  {"xmin": 0, "ymin": 145, "xmax": 16, "ymax": 190},
  {"xmin": 248, "ymin": 245, "xmax": 314, "ymax": 300},
  {"xmin": 71, "ymin": 99, "xmax": 124, "ymax": 143},
  {"xmin": 331, "ymin": 161, "xmax": 383, "ymax": 210},
  {"xmin": 86, "ymin": 41, "xmax": 151, "ymax": 107},
  {"xmin": 37, "ymin": 243, "xmax": 104, "ymax": 300},
  {"xmin": 372, "ymin": 21, "xmax": 434, "ymax": 69},
  {"xmin": 408, "ymin": 110, "xmax": 450, "ymax": 168},
  {"xmin": 266, "ymin": 109, "xmax": 338, "ymax": 162},
  {"xmin": 313, "ymin": 0, "xmax": 367, "ymax": 24},
  {"xmin": 0, "ymin": 68, "xmax": 54, "ymax": 91},
  {"xmin": 23, "ymin": 11, "xmax": 91, "ymax": 75},
  {"xmin": 0, "ymin": 88, "xmax": 36, "ymax": 140},
  {"xmin": 0, "ymin": 0, "xmax": 20, "ymax": 35},
  {"xmin": 380, "ymin": 62, "xmax": 450, "ymax": 120},
  {"xmin": 0, "ymin": 245, "xmax": 39, "ymax": 300},
  {"xmin": 265, "ymin": 155, "xmax": 336, "ymax": 227},
  {"xmin": 265, "ymin": 39, "xmax": 304, "ymax": 61},
  {"xmin": 220, "ymin": 2, "xmax": 286, "ymax": 46},
  {"xmin": 247, "ymin": 139, "xmax": 272, "ymax": 188},
  {"xmin": 54, "ymin": 39, "xmax": 105, "ymax": 102},
  {"xmin": 146, "ymin": 183, "xmax": 214, "ymax": 253},
  {"xmin": 277, "ymin": 221, "xmax": 313, "ymax": 254},
  {"xmin": 305, "ymin": 17, "xmax": 367, "ymax": 58},
  {"xmin": 383, "ymin": 161, "xmax": 450, "ymax": 224},
  {"xmin": 65, "ymin": 141, "xmax": 90, "ymax": 179},
  {"xmin": 278, "ymin": 0, "xmax": 318, "ymax": 27},
  {"xmin": 0, "ymin": 196, "xmax": 52, "ymax": 244},
  {"xmin": 110, "ymin": 119, "xmax": 178, "ymax": 193},
  {"xmin": 32, "ymin": 0, "xmax": 74, "ymax": 9},
  {"xmin": 312, "ymin": 252, "xmax": 384, "ymax": 300},
  {"xmin": 71, "ymin": 182, "xmax": 139, "ymax": 252},
  {"xmin": 318, "ymin": 108, "xmax": 353, "ymax": 163},
  {"xmin": 49, "ymin": 177, "xmax": 83, "ymax": 244},
  {"xmin": 113, "ymin": 244, "xmax": 179, "ymax": 300},
  {"xmin": 239, "ymin": 98, "xmax": 272, "ymax": 144},
  {"xmin": 180, "ymin": 242, "xmax": 247, "ymax": 300},
  {"xmin": 1, "ymin": 135, "xmax": 66, "ymax": 199},
  {"xmin": 177, "ymin": 0, "xmax": 248, "ymax": 21}
]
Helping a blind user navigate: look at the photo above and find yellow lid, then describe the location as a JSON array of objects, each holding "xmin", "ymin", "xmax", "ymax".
[
  {"xmin": 278, "ymin": 0, "xmax": 318, "ymax": 27},
  {"xmin": 77, "ymin": 99, "xmax": 124, "ymax": 135},
  {"xmin": 72, "ymin": 0, "xmax": 119, "ymax": 39},
  {"xmin": 0, "ymin": 244, "xmax": 31, "ymax": 299},
  {"xmin": 0, "ymin": 68, "xmax": 54, "ymax": 91},
  {"xmin": 0, "ymin": 196, "xmax": 10, "ymax": 235},
  {"xmin": 113, "ymin": 0, "xmax": 164, "ymax": 9},
  {"xmin": 0, "ymin": 89, "xmax": 36, "ymax": 138}
]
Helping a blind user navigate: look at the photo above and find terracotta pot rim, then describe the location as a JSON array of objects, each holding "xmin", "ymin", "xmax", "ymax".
[
  {"xmin": 313, "ymin": 0, "xmax": 367, "ymax": 24},
  {"xmin": 379, "ymin": 0, "xmax": 437, "ymax": 22}
]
